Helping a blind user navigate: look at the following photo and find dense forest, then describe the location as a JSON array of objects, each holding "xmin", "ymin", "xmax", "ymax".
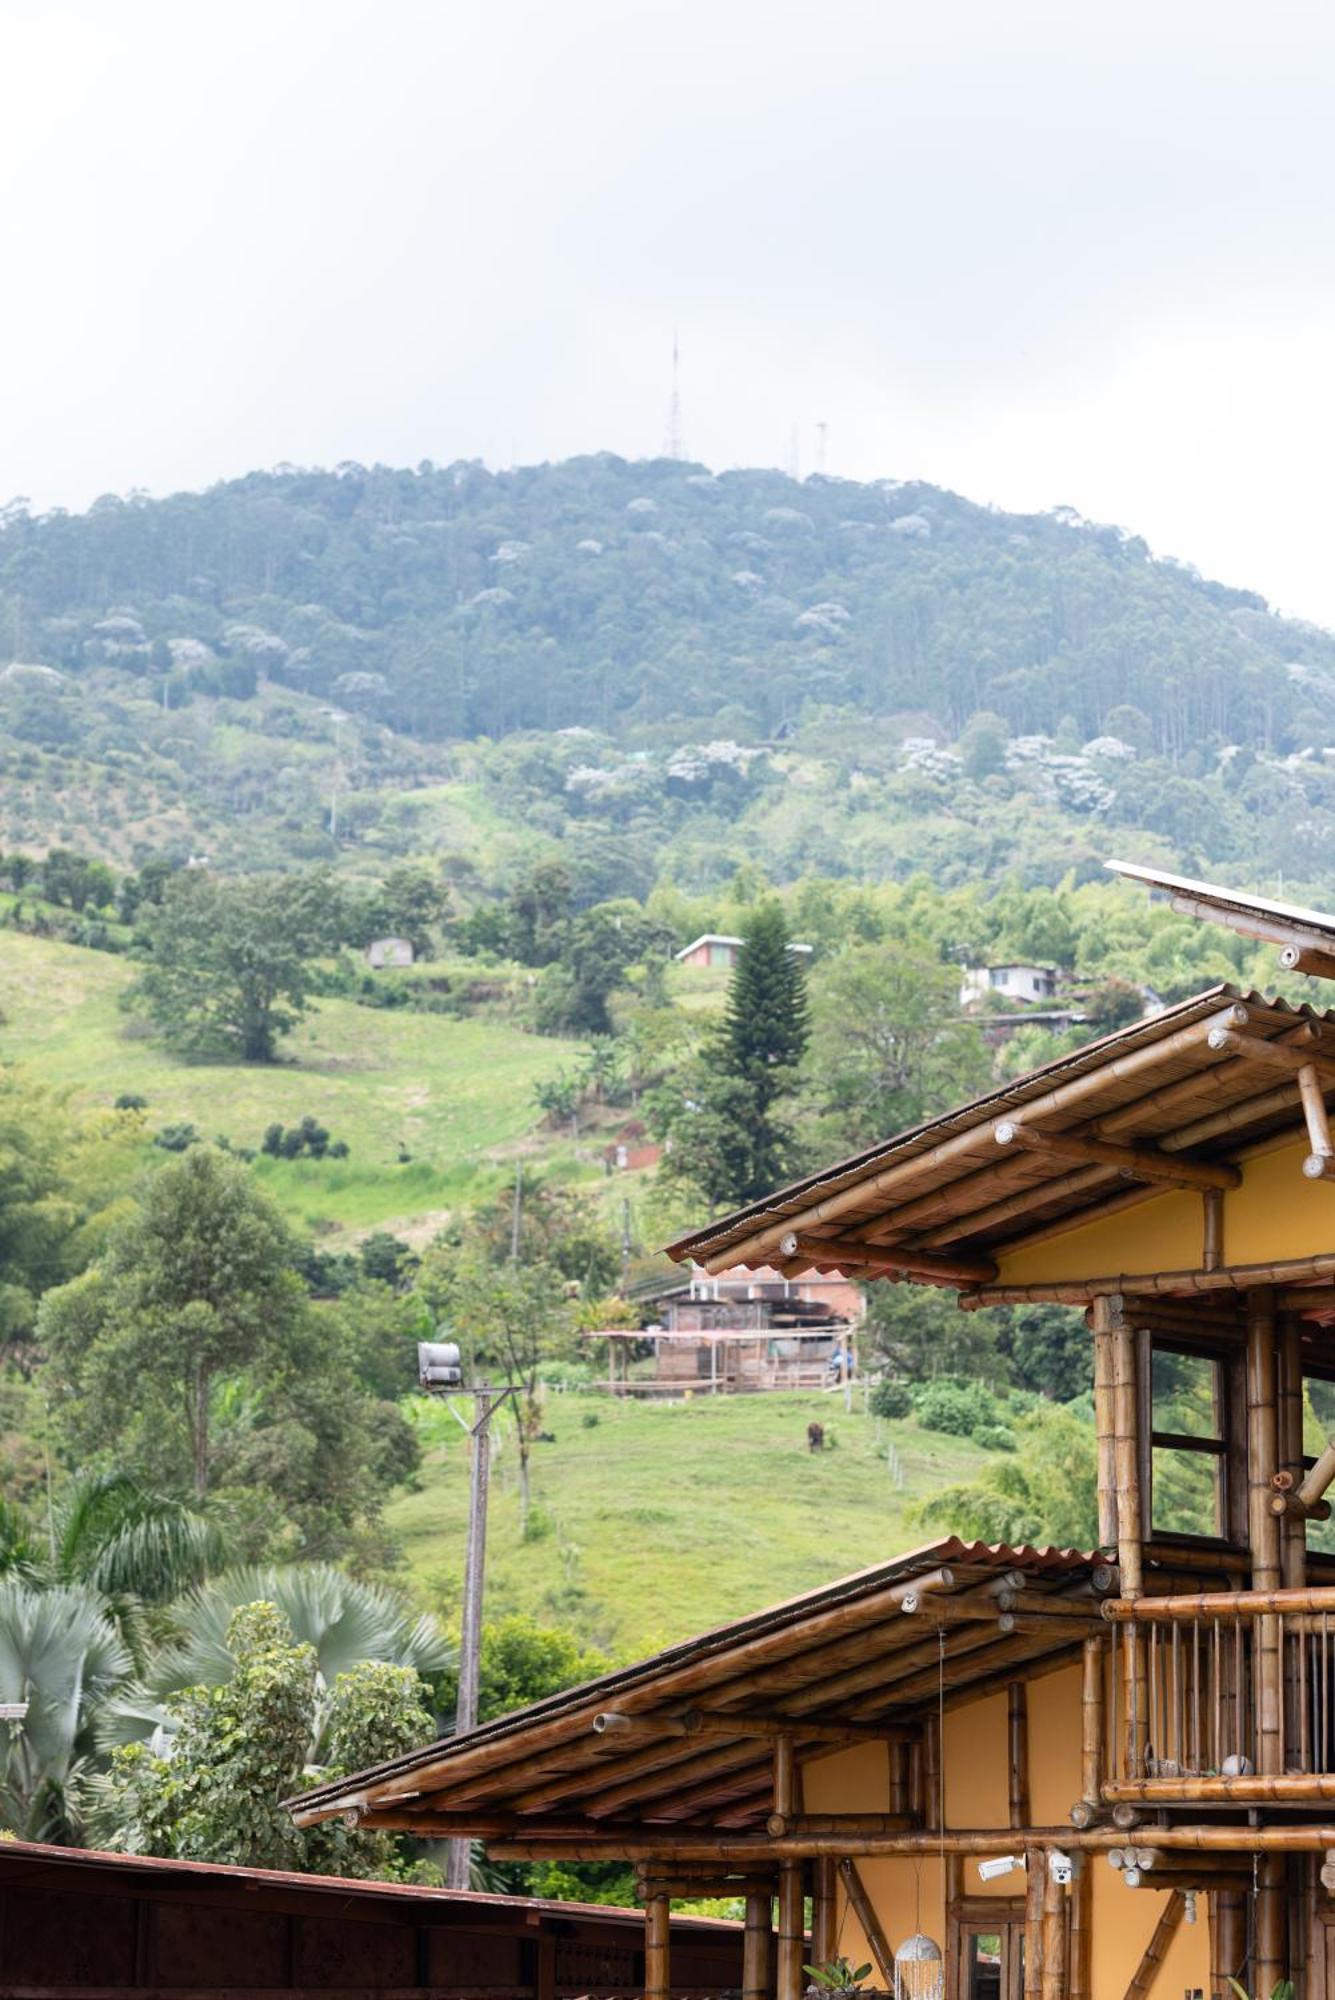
[
  {"xmin": 4, "ymin": 453, "xmax": 1335, "ymax": 751},
  {"xmin": 4, "ymin": 455, "xmax": 1335, "ymax": 898}
]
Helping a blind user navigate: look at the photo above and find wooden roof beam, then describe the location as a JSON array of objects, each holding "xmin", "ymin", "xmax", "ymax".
[
  {"xmin": 592, "ymin": 1707, "xmax": 919, "ymax": 1748},
  {"xmin": 776, "ymin": 1231, "xmax": 997, "ymax": 1285},
  {"xmin": 992, "ymin": 1120, "xmax": 1240, "ymax": 1193}
]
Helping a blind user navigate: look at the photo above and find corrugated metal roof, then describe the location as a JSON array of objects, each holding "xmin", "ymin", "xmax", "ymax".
[
  {"xmin": 667, "ymin": 985, "xmax": 1335, "ymax": 1280},
  {"xmin": 287, "ymin": 1541, "xmax": 1105, "ymax": 1835}
]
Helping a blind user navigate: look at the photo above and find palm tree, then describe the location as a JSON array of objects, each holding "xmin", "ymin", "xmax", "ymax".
[
  {"xmin": 53, "ymin": 1472, "xmax": 222, "ymax": 1606},
  {"xmin": 103, "ymin": 1565, "xmax": 452, "ymax": 1754},
  {"xmin": 0, "ymin": 1577, "xmax": 131, "ymax": 1840}
]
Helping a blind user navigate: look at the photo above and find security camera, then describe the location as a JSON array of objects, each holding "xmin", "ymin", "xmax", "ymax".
[
  {"xmin": 1049, "ymin": 1852, "xmax": 1075, "ymax": 1886},
  {"xmin": 977, "ymin": 1855, "xmax": 1025, "ymax": 1882}
]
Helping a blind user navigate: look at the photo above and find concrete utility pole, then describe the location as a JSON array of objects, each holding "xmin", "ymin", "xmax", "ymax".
[{"xmin": 447, "ymin": 1384, "xmax": 513, "ymax": 1891}]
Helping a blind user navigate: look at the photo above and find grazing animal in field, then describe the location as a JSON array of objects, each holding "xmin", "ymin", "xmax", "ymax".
[{"xmin": 807, "ymin": 1421, "xmax": 825, "ymax": 1453}]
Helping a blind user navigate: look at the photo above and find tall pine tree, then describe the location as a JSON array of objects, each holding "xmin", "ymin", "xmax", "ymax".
[{"xmin": 661, "ymin": 902, "xmax": 810, "ymax": 1209}]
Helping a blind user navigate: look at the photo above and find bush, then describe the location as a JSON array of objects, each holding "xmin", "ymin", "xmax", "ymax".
[
  {"xmin": 914, "ymin": 1377, "xmax": 1000, "ymax": 1439},
  {"xmin": 153, "ymin": 1121, "xmax": 200, "ymax": 1152},
  {"xmin": 868, "ymin": 1379, "xmax": 912, "ymax": 1420},
  {"xmin": 114, "ymin": 1092, "xmax": 148, "ymax": 1111},
  {"xmin": 261, "ymin": 1116, "xmax": 342, "ymax": 1161},
  {"xmin": 972, "ymin": 1423, "xmax": 1018, "ymax": 1453}
]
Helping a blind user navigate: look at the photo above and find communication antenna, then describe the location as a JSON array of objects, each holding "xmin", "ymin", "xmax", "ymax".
[
  {"xmin": 786, "ymin": 423, "xmax": 800, "ymax": 481},
  {"xmin": 664, "ymin": 331, "xmax": 685, "ymax": 460},
  {"xmin": 815, "ymin": 420, "xmax": 828, "ymax": 475}
]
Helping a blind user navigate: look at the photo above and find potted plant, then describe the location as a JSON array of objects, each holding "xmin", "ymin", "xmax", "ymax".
[
  {"xmin": 805, "ymin": 1958, "xmax": 873, "ymax": 1998},
  {"xmin": 1227, "ymin": 1982, "xmax": 1295, "ymax": 2000}
]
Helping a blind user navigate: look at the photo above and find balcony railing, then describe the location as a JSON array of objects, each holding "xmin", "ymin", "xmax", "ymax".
[{"xmin": 1099, "ymin": 1588, "xmax": 1335, "ymax": 1802}]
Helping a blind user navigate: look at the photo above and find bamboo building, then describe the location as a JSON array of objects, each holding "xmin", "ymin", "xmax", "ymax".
[{"xmin": 292, "ymin": 862, "xmax": 1335, "ymax": 2000}]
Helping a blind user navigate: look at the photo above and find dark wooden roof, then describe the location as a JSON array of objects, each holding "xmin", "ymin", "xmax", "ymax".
[
  {"xmin": 666, "ymin": 986, "xmax": 1335, "ymax": 1288},
  {"xmin": 288, "ymin": 1541, "xmax": 1106, "ymax": 1838}
]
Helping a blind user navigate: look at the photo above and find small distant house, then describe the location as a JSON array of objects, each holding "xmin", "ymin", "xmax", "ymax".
[
  {"xmin": 594, "ymin": 1261, "xmax": 861, "ymax": 1395},
  {"xmin": 959, "ymin": 962, "xmax": 1058, "ymax": 1007},
  {"xmin": 675, "ymin": 933, "xmax": 815, "ymax": 971},
  {"xmin": 367, "ymin": 936, "xmax": 414, "ymax": 970}
]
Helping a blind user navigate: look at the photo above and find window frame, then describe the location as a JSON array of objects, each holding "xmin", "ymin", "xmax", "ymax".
[
  {"xmin": 1140, "ymin": 1330, "xmax": 1246, "ymax": 1549},
  {"xmin": 949, "ymin": 1901, "xmax": 1027, "ymax": 2000}
]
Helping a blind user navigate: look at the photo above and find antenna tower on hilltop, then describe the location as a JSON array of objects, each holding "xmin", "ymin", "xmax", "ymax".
[{"xmin": 664, "ymin": 332, "xmax": 685, "ymax": 460}]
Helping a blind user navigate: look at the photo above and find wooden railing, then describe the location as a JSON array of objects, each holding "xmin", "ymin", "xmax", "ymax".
[{"xmin": 1099, "ymin": 1589, "xmax": 1335, "ymax": 1799}]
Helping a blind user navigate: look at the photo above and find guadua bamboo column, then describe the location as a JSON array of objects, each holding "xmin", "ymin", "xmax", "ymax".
[
  {"xmin": 1247, "ymin": 1289, "xmax": 1283, "ymax": 1779},
  {"xmin": 743, "ymin": 1892, "xmax": 773, "ymax": 2000},
  {"xmin": 774, "ymin": 1736, "xmax": 805, "ymax": 2000},
  {"xmin": 643, "ymin": 1891, "xmax": 670, "ymax": 2000}
]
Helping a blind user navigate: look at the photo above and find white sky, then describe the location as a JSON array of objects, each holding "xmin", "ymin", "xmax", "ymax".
[{"xmin": 5, "ymin": 0, "xmax": 1335, "ymax": 618}]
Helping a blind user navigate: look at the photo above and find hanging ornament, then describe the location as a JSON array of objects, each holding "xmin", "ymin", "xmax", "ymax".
[{"xmin": 893, "ymin": 1932, "xmax": 944, "ymax": 2000}]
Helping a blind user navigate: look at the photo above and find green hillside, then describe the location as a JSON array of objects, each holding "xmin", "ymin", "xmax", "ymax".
[
  {"xmin": 0, "ymin": 930, "xmax": 582, "ymax": 1238},
  {"xmin": 4, "ymin": 456, "xmax": 1335, "ymax": 894},
  {"xmin": 392, "ymin": 1389, "xmax": 995, "ymax": 1656}
]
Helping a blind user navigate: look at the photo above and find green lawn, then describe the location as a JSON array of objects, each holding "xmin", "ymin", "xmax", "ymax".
[
  {"xmin": 0, "ymin": 932, "xmax": 579, "ymax": 1237},
  {"xmin": 390, "ymin": 1389, "xmax": 994, "ymax": 1658}
]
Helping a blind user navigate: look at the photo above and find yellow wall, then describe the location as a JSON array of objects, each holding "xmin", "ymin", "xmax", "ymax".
[
  {"xmin": 804, "ymin": 1666, "xmax": 1210, "ymax": 1995},
  {"xmin": 996, "ymin": 1135, "xmax": 1335, "ymax": 1286}
]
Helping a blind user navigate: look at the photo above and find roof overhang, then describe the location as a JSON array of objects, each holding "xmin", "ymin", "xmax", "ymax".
[
  {"xmin": 1107, "ymin": 858, "xmax": 1335, "ymax": 978},
  {"xmin": 285, "ymin": 1541, "xmax": 1103, "ymax": 1846},
  {"xmin": 667, "ymin": 986, "xmax": 1335, "ymax": 1305}
]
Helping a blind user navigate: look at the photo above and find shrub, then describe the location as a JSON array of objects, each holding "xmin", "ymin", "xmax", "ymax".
[
  {"xmin": 868, "ymin": 1379, "xmax": 912, "ymax": 1420},
  {"xmin": 972, "ymin": 1423, "xmax": 1018, "ymax": 1453},
  {"xmin": 153, "ymin": 1121, "xmax": 200, "ymax": 1152},
  {"xmin": 114, "ymin": 1092, "xmax": 148, "ymax": 1111},
  {"xmin": 914, "ymin": 1377, "xmax": 999, "ymax": 1439}
]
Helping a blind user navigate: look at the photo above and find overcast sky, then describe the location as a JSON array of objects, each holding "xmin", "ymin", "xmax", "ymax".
[{"xmin": 6, "ymin": 0, "xmax": 1335, "ymax": 618}]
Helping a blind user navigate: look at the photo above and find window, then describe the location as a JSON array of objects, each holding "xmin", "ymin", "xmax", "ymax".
[
  {"xmin": 1149, "ymin": 1342, "xmax": 1229, "ymax": 1541},
  {"xmin": 953, "ymin": 1919, "xmax": 1026, "ymax": 2000},
  {"xmin": 1302, "ymin": 1372, "xmax": 1335, "ymax": 1557}
]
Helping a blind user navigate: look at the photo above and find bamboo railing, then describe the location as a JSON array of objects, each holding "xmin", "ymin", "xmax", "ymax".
[{"xmin": 1099, "ymin": 1588, "xmax": 1335, "ymax": 1798}]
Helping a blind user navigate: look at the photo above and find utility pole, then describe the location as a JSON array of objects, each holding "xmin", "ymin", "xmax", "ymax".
[
  {"xmin": 447, "ymin": 1382, "xmax": 513, "ymax": 1890},
  {"xmin": 620, "ymin": 1195, "xmax": 633, "ymax": 1294}
]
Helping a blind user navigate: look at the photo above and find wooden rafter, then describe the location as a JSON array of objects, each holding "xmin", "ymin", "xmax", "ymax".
[{"xmin": 991, "ymin": 1119, "xmax": 1240, "ymax": 1192}]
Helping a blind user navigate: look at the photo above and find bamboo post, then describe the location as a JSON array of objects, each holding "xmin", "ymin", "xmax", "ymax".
[
  {"xmin": 644, "ymin": 1889, "xmax": 670, "ymax": 2000},
  {"xmin": 1023, "ymin": 1845, "xmax": 1044, "ymax": 2000},
  {"xmin": 810, "ymin": 1857, "xmax": 837, "ymax": 1967},
  {"xmin": 1202, "ymin": 1187, "xmax": 1225, "ymax": 1272},
  {"xmin": 1110, "ymin": 1301, "xmax": 1143, "ymax": 1595},
  {"xmin": 1039, "ymin": 1856, "xmax": 1067, "ymax": 2000},
  {"xmin": 1009, "ymin": 1681, "xmax": 1030, "ymax": 1830},
  {"xmin": 1069, "ymin": 1854, "xmax": 1092, "ymax": 2000},
  {"xmin": 837, "ymin": 1859, "xmax": 896, "ymax": 1992},
  {"xmin": 1247, "ymin": 1288, "xmax": 1284, "ymax": 1776},
  {"xmin": 1091, "ymin": 1295, "xmax": 1120, "ymax": 1551},
  {"xmin": 1080, "ymin": 1636, "xmax": 1104, "ymax": 1813},
  {"xmin": 1255, "ymin": 1851, "xmax": 1286, "ymax": 1997},
  {"xmin": 743, "ymin": 1891, "xmax": 773, "ymax": 2000},
  {"xmin": 774, "ymin": 1737, "xmax": 803, "ymax": 2000},
  {"xmin": 1121, "ymin": 1890, "xmax": 1184, "ymax": 2000},
  {"xmin": 1279, "ymin": 1312, "xmax": 1307, "ymax": 1591},
  {"xmin": 776, "ymin": 1864, "xmax": 804, "ymax": 2000}
]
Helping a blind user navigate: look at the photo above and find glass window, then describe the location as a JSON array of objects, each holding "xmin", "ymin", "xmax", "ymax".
[
  {"xmin": 1151, "ymin": 1349, "xmax": 1221, "ymax": 1439},
  {"xmin": 1150, "ymin": 1342, "xmax": 1227, "ymax": 1539},
  {"xmin": 1151, "ymin": 1445, "xmax": 1222, "ymax": 1537},
  {"xmin": 965, "ymin": 1931, "xmax": 1003, "ymax": 2000}
]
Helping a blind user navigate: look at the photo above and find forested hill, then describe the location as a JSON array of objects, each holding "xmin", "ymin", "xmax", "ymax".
[{"xmin": 4, "ymin": 455, "xmax": 1335, "ymax": 753}]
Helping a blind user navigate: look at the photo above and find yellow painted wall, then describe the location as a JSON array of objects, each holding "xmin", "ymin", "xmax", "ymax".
[
  {"xmin": 996, "ymin": 1135, "xmax": 1335, "ymax": 1286},
  {"xmin": 804, "ymin": 1666, "xmax": 1210, "ymax": 1995}
]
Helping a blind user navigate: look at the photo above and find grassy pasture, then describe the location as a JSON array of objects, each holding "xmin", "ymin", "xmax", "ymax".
[{"xmin": 390, "ymin": 1388, "xmax": 994, "ymax": 1657}]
